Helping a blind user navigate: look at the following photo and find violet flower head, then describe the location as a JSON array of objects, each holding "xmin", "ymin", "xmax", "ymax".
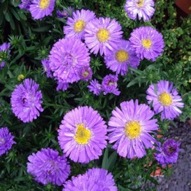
[
  {"xmin": 29, "ymin": 0, "xmax": 56, "ymax": 20},
  {"xmin": 27, "ymin": 148, "xmax": 70, "ymax": 186},
  {"xmin": 124, "ymin": 0, "xmax": 155, "ymax": 21},
  {"xmin": 129, "ymin": 26, "xmax": 164, "ymax": 61},
  {"xmin": 104, "ymin": 40, "xmax": 140, "ymax": 75},
  {"xmin": 155, "ymin": 139, "xmax": 180, "ymax": 165},
  {"xmin": 58, "ymin": 106, "xmax": 107, "ymax": 163},
  {"xmin": 108, "ymin": 99, "xmax": 158, "ymax": 159},
  {"xmin": 0, "ymin": 127, "xmax": 15, "ymax": 156},
  {"xmin": 49, "ymin": 38, "xmax": 90, "ymax": 84},
  {"xmin": 146, "ymin": 80, "xmax": 184, "ymax": 120},
  {"xmin": 41, "ymin": 58, "xmax": 53, "ymax": 78},
  {"xmin": 57, "ymin": 7, "xmax": 74, "ymax": 18},
  {"xmin": 11, "ymin": 78, "xmax": 43, "ymax": 123},
  {"xmin": 63, "ymin": 168, "xmax": 117, "ymax": 191},
  {"xmin": 79, "ymin": 66, "xmax": 92, "ymax": 81},
  {"xmin": 85, "ymin": 17, "xmax": 123, "ymax": 56},
  {"xmin": 88, "ymin": 79, "xmax": 102, "ymax": 96},
  {"xmin": 64, "ymin": 9, "xmax": 96, "ymax": 40},
  {"xmin": 102, "ymin": 74, "xmax": 120, "ymax": 96},
  {"xmin": 0, "ymin": 42, "xmax": 11, "ymax": 69},
  {"xmin": 19, "ymin": 0, "xmax": 32, "ymax": 11}
]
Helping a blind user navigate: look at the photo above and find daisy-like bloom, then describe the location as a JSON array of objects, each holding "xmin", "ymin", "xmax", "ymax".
[
  {"xmin": 155, "ymin": 139, "xmax": 180, "ymax": 165},
  {"xmin": 0, "ymin": 127, "xmax": 15, "ymax": 156},
  {"xmin": 102, "ymin": 74, "xmax": 120, "ymax": 96},
  {"xmin": 146, "ymin": 80, "xmax": 184, "ymax": 120},
  {"xmin": 19, "ymin": 0, "xmax": 31, "ymax": 10},
  {"xmin": 104, "ymin": 40, "xmax": 140, "ymax": 75},
  {"xmin": 124, "ymin": 0, "xmax": 155, "ymax": 21},
  {"xmin": 27, "ymin": 148, "xmax": 70, "ymax": 186},
  {"xmin": 85, "ymin": 17, "xmax": 123, "ymax": 56},
  {"xmin": 11, "ymin": 78, "xmax": 43, "ymax": 123},
  {"xmin": 79, "ymin": 66, "xmax": 92, "ymax": 81},
  {"xmin": 0, "ymin": 42, "xmax": 11, "ymax": 69},
  {"xmin": 88, "ymin": 79, "xmax": 102, "ymax": 96},
  {"xmin": 63, "ymin": 168, "xmax": 117, "ymax": 191},
  {"xmin": 58, "ymin": 106, "xmax": 107, "ymax": 163},
  {"xmin": 108, "ymin": 99, "xmax": 158, "ymax": 159},
  {"xmin": 41, "ymin": 58, "xmax": 53, "ymax": 78},
  {"xmin": 129, "ymin": 26, "xmax": 164, "ymax": 61},
  {"xmin": 29, "ymin": 0, "xmax": 56, "ymax": 20},
  {"xmin": 64, "ymin": 9, "xmax": 95, "ymax": 40},
  {"xmin": 49, "ymin": 38, "xmax": 90, "ymax": 84}
]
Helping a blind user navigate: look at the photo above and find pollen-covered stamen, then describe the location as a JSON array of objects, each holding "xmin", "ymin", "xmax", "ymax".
[
  {"xmin": 125, "ymin": 121, "xmax": 141, "ymax": 139},
  {"xmin": 115, "ymin": 50, "xmax": 129, "ymax": 63},
  {"xmin": 74, "ymin": 20, "xmax": 85, "ymax": 32},
  {"xmin": 39, "ymin": 0, "xmax": 50, "ymax": 9},
  {"xmin": 74, "ymin": 123, "xmax": 92, "ymax": 145},
  {"xmin": 96, "ymin": 29, "xmax": 110, "ymax": 43},
  {"xmin": 158, "ymin": 92, "xmax": 172, "ymax": 106},
  {"xmin": 142, "ymin": 39, "xmax": 152, "ymax": 49},
  {"xmin": 137, "ymin": 0, "xmax": 144, "ymax": 8}
]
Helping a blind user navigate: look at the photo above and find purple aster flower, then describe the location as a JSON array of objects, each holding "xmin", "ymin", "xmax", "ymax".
[
  {"xmin": 104, "ymin": 40, "xmax": 140, "ymax": 75},
  {"xmin": 27, "ymin": 148, "xmax": 70, "ymax": 186},
  {"xmin": 49, "ymin": 37, "xmax": 90, "ymax": 84},
  {"xmin": 0, "ymin": 42, "xmax": 11, "ymax": 52},
  {"xmin": 124, "ymin": 0, "xmax": 155, "ymax": 21},
  {"xmin": 85, "ymin": 17, "xmax": 123, "ymax": 56},
  {"xmin": 79, "ymin": 66, "xmax": 92, "ymax": 81},
  {"xmin": 29, "ymin": 0, "xmax": 56, "ymax": 20},
  {"xmin": 64, "ymin": 9, "xmax": 96, "ymax": 40},
  {"xmin": 57, "ymin": 7, "xmax": 74, "ymax": 18},
  {"xmin": 58, "ymin": 106, "xmax": 107, "ymax": 163},
  {"xmin": 0, "ymin": 127, "xmax": 15, "ymax": 156},
  {"xmin": 129, "ymin": 26, "xmax": 164, "ymax": 61},
  {"xmin": 146, "ymin": 80, "xmax": 184, "ymax": 120},
  {"xmin": 88, "ymin": 79, "xmax": 102, "ymax": 96},
  {"xmin": 0, "ymin": 42, "xmax": 11, "ymax": 69},
  {"xmin": 108, "ymin": 99, "xmax": 158, "ymax": 159},
  {"xmin": 41, "ymin": 58, "xmax": 53, "ymax": 78},
  {"xmin": 63, "ymin": 168, "xmax": 117, "ymax": 191},
  {"xmin": 56, "ymin": 79, "xmax": 69, "ymax": 91},
  {"xmin": 155, "ymin": 139, "xmax": 180, "ymax": 165},
  {"xmin": 19, "ymin": 0, "xmax": 32, "ymax": 11},
  {"xmin": 102, "ymin": 74, "xmax": 120, "ymax": 96},
  {"xmin": 11, "ymin": 78, "xmax": 43, "ymax": 123}
]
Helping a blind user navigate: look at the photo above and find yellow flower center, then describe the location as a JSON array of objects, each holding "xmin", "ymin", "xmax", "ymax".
[
  {"xmin": 39, "ymin": 0, "xmax": 50, "ymax": 9},
  {"xmin": 158, "ymin": 92, "xmax": 172, "ymax": 106},
  {"xmin": 17, "ymin": 74, "xmax": 25, "ymax": 81},
  {"xmin": 96, "ymin": 29, "xmax": 110, "ymax": 43},
  {"xmin": 74, "ymin": 20, "xmax": 85, "ymax": 32},
  {"xmin": 74, "ymin": 123, "xmax": 92, "ymax": 145},
  {"xmin": 137, "ymin": 0, "xmax": 144, "ymax": 8},
  {"xmin": 125, "ymin": 121, "xmax": 141, "ymax": 139},
  {"xmin": 115, "ymin": 50, "xmax": 129, "ymax": 63},
  {"xmin": 82, "ymin": 71, "xmax": 89, "ymax": 77},
  {"xmin": 142, "ymin": 39, "xmax": 152, "ymax": 49}
]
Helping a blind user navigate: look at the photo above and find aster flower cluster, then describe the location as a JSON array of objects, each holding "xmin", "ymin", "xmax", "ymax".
[{"xmin": 3, "ymin": 0, "xmax": 185, "ymax": 189}]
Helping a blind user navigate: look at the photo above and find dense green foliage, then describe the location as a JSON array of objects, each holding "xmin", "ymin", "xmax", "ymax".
[{"xmin": 0, "ymin": 0, "xmax": 191, "ymax": 190}]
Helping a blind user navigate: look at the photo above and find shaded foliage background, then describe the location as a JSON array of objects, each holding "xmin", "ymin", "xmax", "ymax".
[{"xmin": 0, "ymin": 0, "xmax": 191, "ymax": 190}]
